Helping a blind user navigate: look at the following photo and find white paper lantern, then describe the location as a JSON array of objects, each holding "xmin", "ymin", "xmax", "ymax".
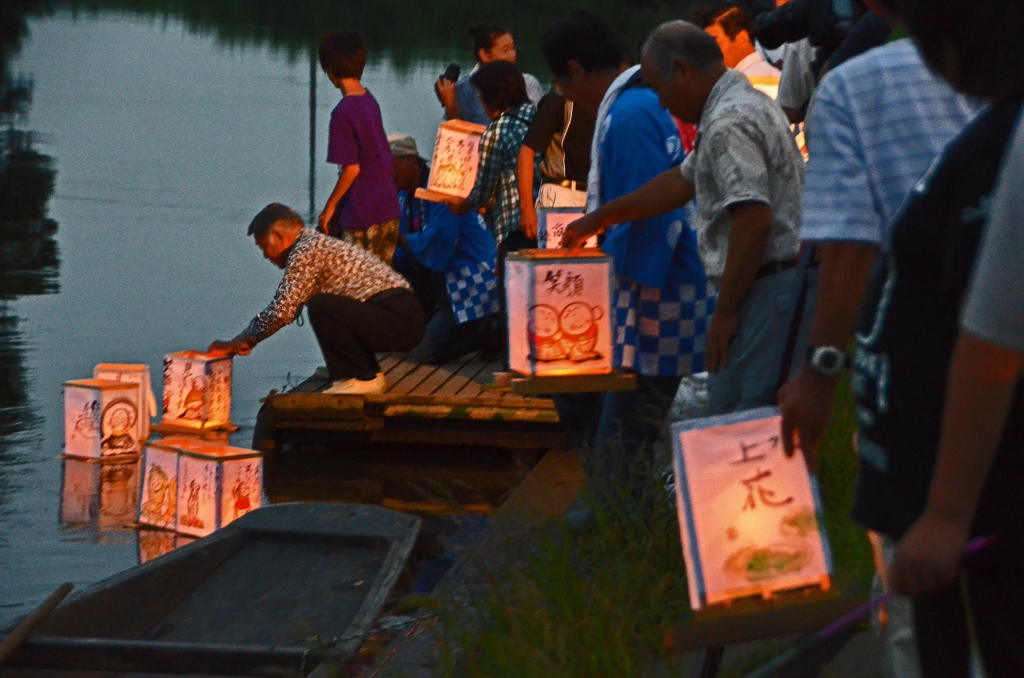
[
  {"xmin": 162, "ymin": 351, "xmax": 232, "ymax": 429},
  {"xmin": 138, "ymin": 440, "xmax": 180, "ymax": 530},
  {"xmin": 93, "ymin": 363, "xmax": 157, "ymax": 441},
  {"xmin": 671, "ymin": 407, "xmax": 833, "ymax": 610},
  {"xmin": 63, "ymin": 379, "xmax": 142, "ymax": 459},
  {"xmin": 415, "ymin": 120, "xmax": 487, "ymax": 203},
  {"xmin": 505, "ymin": 249, "xmax": 613, "ymax": 377},
  {"xmin": 174, "ymin": 440, "xmax": 263, "ymax": 538},
  {"xmin": 536, "ymin": 208, "xmax": 596, "ymax": 249}
]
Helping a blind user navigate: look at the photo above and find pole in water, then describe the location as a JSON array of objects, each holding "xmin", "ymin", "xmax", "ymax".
[{"xmin": 0, "ymin": 582, "xmax": 74, "ymax": 661}]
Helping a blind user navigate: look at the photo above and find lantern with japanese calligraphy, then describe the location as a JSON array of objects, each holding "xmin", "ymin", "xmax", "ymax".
[
  {"xmin": 169, "ymin": 437, "xmax": 263, "ymax": 538},
  {"xmin": 138, "ymin": 439, "xmax": 181, "ymax": 530},
  {"xmin": 93, "ymin": 363, "xmax": 157, "ymax": 441},
  {"xmin": 162, "ymin": 351, "xmax": 232, "ymax": 429},
  {"xmin": 505, "ymin": 249, "xmax": 613, "ymax": 377},
  {"xmin": 63, "ymin": 379, "xmax": 141, "ymax": 459},
  {"xmin": 536, "ymin": 208, "xmax": 597, "ymax": 249},
  {"xmin": 60, "ymin": 457, "xmax": 139, "ymax": 529},
  {"xmin": 414, "ymin": 120, "xmax": 487, "ymax": 203},
  {"xmin": 671, "ymin": 406, "xmax": 833, "ymax": 610}
]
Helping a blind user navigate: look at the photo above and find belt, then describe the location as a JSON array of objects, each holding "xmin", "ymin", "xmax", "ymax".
[
  {"xmin": 543, "ymin": 178, "xmax": 587, "ymax": 192},
  {"xmin": 754, "ymin": 259, "xmax": 798, "ymax": 280}
]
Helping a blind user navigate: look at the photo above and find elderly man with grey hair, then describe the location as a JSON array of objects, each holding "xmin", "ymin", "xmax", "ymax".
[{"xmin": 564, "ymin": 20, "xmax": 806, "ymax": 415}]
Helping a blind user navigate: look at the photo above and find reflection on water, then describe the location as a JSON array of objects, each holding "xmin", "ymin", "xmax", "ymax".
[{"xmin": 59, "ymin": 457, "xmax": 137, "ymax": 528}]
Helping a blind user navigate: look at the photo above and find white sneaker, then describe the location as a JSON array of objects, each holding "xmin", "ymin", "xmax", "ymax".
[{"xmin": 322, "ymin": 372, "xmax": 386, "ymax": 395}]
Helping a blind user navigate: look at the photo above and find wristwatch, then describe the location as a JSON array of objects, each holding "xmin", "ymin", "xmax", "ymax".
[{"xmin": 806, "ymin": 345, "xmax": 849, "ymax": 377}]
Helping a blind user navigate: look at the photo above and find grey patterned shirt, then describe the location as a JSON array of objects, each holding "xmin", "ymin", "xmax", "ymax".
[
  {"xmin": 679, "ymin": 69, "xmax": 804, "ymax": 284},
  {"xmin": 245, "ymin": 229, "xmax": 411, "ymax": 343}
]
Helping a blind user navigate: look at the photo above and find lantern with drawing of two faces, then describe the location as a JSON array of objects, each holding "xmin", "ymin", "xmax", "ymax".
[{"xmin": 505, "ymin": 249, "xmax": 612, "ymax": 377}]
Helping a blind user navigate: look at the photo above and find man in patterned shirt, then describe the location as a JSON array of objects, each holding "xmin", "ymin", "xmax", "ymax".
[{"xmin": 208, "ymin": 203, "xmax": 425, "ymax": 395}]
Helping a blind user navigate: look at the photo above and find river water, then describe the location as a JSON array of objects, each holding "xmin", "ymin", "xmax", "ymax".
[{"xmin": 0, "ymin": 9, "xmax": 461, "ymax": 622}]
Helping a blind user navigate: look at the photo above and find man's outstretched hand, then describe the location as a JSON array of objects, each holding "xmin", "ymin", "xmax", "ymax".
[
  {"xmin": 778, "ymin": 365, "xmax": 838, "ymax": 473},
  {"xmin": 208, "ymin": 335, "xmax": 253, "ymax": 358},
  {"xmin": 560, "ymin": 213, "xmax": 602, "ymax": 249}
]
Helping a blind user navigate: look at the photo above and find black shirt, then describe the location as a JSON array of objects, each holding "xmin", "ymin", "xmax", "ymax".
[
  {"xmin": 851, "ymin": 95, "xmax": 1024, "ymax": 542},
  {"xmin": 522, "ymin": 91, "xmax": 594, "ymax": 185}
]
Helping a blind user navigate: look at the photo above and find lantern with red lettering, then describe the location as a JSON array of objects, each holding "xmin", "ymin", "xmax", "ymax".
[
  {"xmin": 63, "ymin": 379, "xmax": 141, "ymax": 459},
  {"xmin": 162, "ymin": 351, "xmax": 232, "ymax": 429},
  {"xmin": 671, "ymin": 406, "xmax": 833, "ymax": 610},
  {"xmin": 505, "ymin": 249, "xmax": 612, "ymax": 377}
]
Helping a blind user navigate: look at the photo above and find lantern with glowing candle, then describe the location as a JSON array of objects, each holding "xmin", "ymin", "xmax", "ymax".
[
  {"xmin": 414, "ymin": 120, "xmax": 487, "ymax": 203},
  {"xmin": 93, "ymin": 363, "xmax": 157, "ymax": 441},
  {"xmin": 162, "ymin": 351, "xmax": 232, "ymax": 429},
  {"xmin": 60, "ymin": 457, "xmax": 139, "ymax": 529},
  {"xmin": 138, "ymin": 439, "xmax": 181, "ymax": 530},
  {"xmin": 671, "ymin": 406, "xmax": 833, "ymax": 610},
  {"xmin": 505, "ymin": 249, "xmax": 612, "ymax": 377},
  {"xmin": 63, "ymin": 379, "xmax": 141, "ymax": 459},
  {"xmin": 536, "ymin": 208, "xmax": 597, "ymax": 250},
  {"xmin": 173, "ymin": 439, "xmax": 263, "ymax": 538}
]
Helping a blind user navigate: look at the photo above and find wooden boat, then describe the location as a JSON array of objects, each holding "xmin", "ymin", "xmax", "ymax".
[{"xmin": 0, "ymin": 502, "xmax": 420, "ymax": 676}]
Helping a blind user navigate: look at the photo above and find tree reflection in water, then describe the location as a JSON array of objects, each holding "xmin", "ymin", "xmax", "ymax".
[{"xmin": 0, "ymin": 1, "xmax": 60, "ymax": 503}]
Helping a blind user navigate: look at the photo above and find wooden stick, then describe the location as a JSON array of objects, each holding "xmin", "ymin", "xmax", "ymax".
[{"xmin": 0, "ymin": 582, "xmax": 73, "ymax": 661}]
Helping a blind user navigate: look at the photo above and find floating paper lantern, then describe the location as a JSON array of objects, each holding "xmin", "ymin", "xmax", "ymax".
[
  {"xmin": 63, "ymin": 379, "xmax": 142, "ymax": 459},
  {"xmin": 505, "ymin": 249, "xmax": 612, "ymax": 377},
  {"xmin": 59, "ymin": 457, "xmax": 139, "ymax": 529},
  {"xmin": 415, "ymin": 120, "xmax": 487, "ymax": 203},
  {"xmin": 671, "ymin": 406, "xmax": 833, "ymax": 610},
  {"xmin": 162, "ymin": 351, "xmax": 232, "ymax": 429},
  {"xmin": 536, "ymin": 208, "xmax": 596, "ymax": 249},
  {"xmin": 173, "ymin": 440, "xmax": 263, "ymax": 538},
  {"xmin": 93, "ymin": 363, "xmax": 157, "ymax": 441},
  {"xmin": 138, "ymin": 440, "xmax": 180, "ymax": 530}
]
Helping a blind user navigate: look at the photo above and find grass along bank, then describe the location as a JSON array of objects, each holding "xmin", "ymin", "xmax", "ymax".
[{"xmin": 388, "ymin": 377, "xmax": 874, "ymax": 678}]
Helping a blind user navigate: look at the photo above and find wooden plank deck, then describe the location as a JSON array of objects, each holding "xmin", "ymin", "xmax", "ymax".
[{"xmin": 254, "ymin": 352, "xmax": 564, "ymax": 451}]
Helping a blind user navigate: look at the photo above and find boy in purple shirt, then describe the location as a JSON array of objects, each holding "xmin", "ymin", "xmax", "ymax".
[{"xmin": 317, "ymin": 29, "xmax": 401, "ymax": 265}]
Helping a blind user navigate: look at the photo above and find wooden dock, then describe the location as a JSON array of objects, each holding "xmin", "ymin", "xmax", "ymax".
[{"xmin": 253, "ymin": 352, "xmax": 565, "ymax": 452}]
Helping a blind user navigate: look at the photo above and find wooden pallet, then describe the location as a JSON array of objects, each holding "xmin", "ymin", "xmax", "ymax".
[{"xmin": 253, "ymin": 352, "xmax": 565, "ymax": 451}]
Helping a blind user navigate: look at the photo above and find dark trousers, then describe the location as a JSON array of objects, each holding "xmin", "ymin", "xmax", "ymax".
[
  {"xmin": 552, "ymin": 376, "xmax": 681, "ymax": 506},
  {"xmin": 913, "ymin": 539, "xmax": 1024, "ymax": 678},
  {"xmin": 307, "ymin": 290, "xmax": 425, "ymax": 381}
]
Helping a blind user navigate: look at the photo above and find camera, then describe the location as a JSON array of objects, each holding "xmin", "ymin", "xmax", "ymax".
[
  {"xmin": 752, "ymin": 0, "xmax": 862, "ymax": 52},
  {"xmin": 434, "ymin": 63, "xmax": 461, "ymax": 106}
]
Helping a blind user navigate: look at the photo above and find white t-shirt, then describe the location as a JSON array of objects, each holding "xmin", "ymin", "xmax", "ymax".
[
  {"xmin": 776, "ymin": 39, "xmax": 817, "ymax": 110},
  {"xmin": 962, "ymin": 110, "xmax": 1024, "ymax": 354},
  {"xmin": 736, "ymin": 51, "xmax": 782, "ymax": 78}
]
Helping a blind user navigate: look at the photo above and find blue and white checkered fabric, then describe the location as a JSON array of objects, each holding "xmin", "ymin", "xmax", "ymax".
[
  {"xmin": 446, "ymin": 263, "xmax": 500, "ymax": 324},
  {"xmin": 612, "ymin": 274, "xmax": 716, "ymax": 377}
]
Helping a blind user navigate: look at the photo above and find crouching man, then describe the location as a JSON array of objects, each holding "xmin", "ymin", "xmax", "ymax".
[{"xmin": 208, "ymin": 203, "xmax": 425, "ymax": 394}]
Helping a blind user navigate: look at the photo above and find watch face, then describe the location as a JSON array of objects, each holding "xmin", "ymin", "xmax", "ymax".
[
  {"xmin": 819, "ymin": 352, "xmax": 839, "ymax": 371},
  {"xmin": 810, "ymin": 346, "xmax": 846, "ymax": 375}
]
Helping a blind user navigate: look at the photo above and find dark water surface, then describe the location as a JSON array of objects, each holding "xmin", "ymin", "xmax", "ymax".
[{"xmin": 0, "ymin": 9, "xmax": 455, "ymax": 622}]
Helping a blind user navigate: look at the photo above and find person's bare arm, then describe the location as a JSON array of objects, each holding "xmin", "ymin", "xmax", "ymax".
[
  {"xmin": 704, "ymin": 202, "xmax": 774, "ymax": 374},
  {"xmin": 319, "ymin": 164, "xmax": 361, "ymax": 232},
  {"xmin": 890, "ymin": 332, "xmax": 1023, "ymax": 597},
  {"xmin": 518, "ymin": 146, "xmax": 538, "ymax": 239},
  {"xmin": 560, "ymin": 167, "xmax": 695, "ymax": 248},
  {"xmin": 208, "ymin": 333, "xmax": 254, "ymax": 358},
  {"xmin": 780, "ymin": 241, "xmax": 878, "ymax": 460}
]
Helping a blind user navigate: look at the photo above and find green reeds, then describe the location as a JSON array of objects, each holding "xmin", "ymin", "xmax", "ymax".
[{"xmin": 379, "ymin": 379, "xmax": 872, "ymax": 678}]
